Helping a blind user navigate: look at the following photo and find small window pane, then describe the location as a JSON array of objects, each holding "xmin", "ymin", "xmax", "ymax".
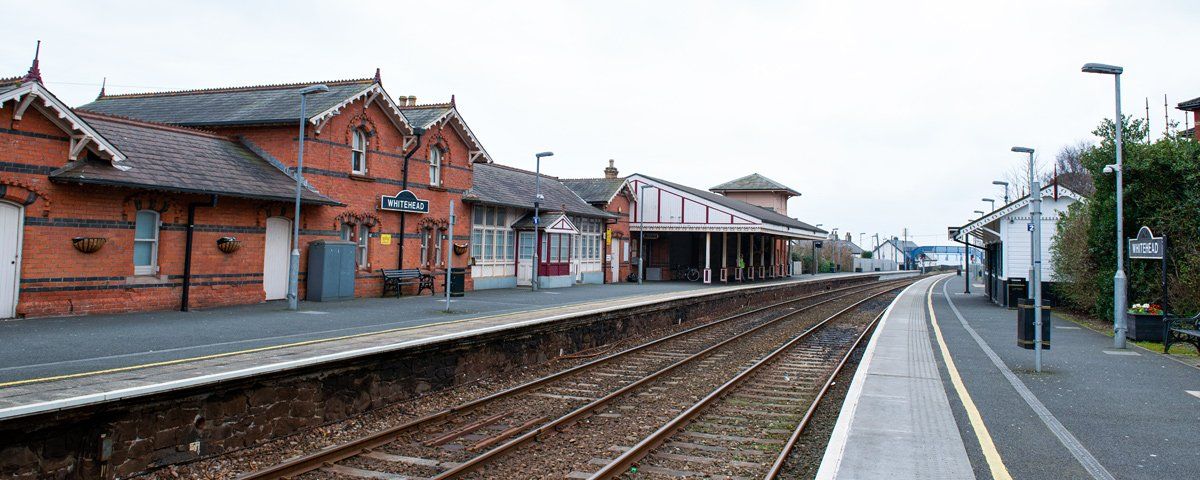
[
  {"xmin": 134, "ymin": 241, "xmax": 153, "ymax": 266},
  {"xmin": 485, "ymin": 208, "xmax": 495, "ymax": 225},
  {"xmin": 135, "ymin": 211, "xmax": 157, "ymax": 239},
  {"xmin": 471, "ymin": 229, "xmax": 483, "ymax": 257},
  {"xmin": 506, "ymin": 231, "xmax": 515, "ymax": 260},
  {"xmin": 474, "ymin": 208, "xmax": 485, "ymax": 225}
]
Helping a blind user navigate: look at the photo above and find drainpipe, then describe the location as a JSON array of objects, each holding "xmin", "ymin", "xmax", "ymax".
[
  {"xmin": 398, "ymin": 127, "xmax": 426, "ymax": 269},
  {"xmin": 182, "ymin": 194, "xmax": 219, "ymax": 311}
]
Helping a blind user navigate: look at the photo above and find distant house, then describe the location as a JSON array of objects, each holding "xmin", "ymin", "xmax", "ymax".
[
  {"xmin": 709, "ymin": 173, "xmax": 801, "ymax": 215},
  {"xmin": 873, "ymin": 238, "xmax": 918, "ymax": 269},
  {"xmin": 910, "ymin": 245, "xmax": 982, "ymax": 268}
]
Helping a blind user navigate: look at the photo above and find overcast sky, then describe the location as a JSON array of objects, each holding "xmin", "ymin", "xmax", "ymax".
[{"xmin": 5, "ymin": 1, "xmax": 1198, "ymax": 247}]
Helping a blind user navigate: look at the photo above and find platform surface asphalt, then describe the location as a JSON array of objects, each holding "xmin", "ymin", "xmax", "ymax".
[{"xmin": 820, "ymin": 273, "xmax": 1200, "ymax": 480}]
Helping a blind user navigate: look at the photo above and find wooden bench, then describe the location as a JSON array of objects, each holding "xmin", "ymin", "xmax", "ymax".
[
  {"xmin": 380, "ymin": 269, "xmax": 434, "ymax": 298},
  {"xmin": 1163, "ymin": 312, "xmax": 1200, "ymax": 354}
]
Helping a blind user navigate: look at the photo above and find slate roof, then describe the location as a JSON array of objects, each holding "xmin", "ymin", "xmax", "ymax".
[
  {"xmin": 710, "ymin": 173, "xmax": 800, "ymax": 196},
  {"xmin": 638, "ymin": 174, "xmax": 825, "ymax": 233},
  {"xmin": 560, "ymin": 177, "xmax": 626, "ymax": 204},
  {"xmin": 400, "ymin": 105, "xmax": 453, "ymax": 128},
  {"xmin": 51, "ymin": 112, "xmax": 337, "ymax": 205},
  {"xmin": 465, "ymin": 163, "xmax": 614, "ymax": 218},
  {"xmin": 78, "ymin": 78, "xmax": 379, "ymax": 127},
  {"xmin": 1178, "ymin": 96, "xmax": 1200, "ymax": 111},
  {"xmin": 0, "ymin": 77, "xmax": 21, "ymax": 96}
]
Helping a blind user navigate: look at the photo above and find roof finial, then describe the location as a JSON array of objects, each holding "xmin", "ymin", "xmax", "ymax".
[
  {"xmin": 22, "ymin": 40, "xmax": 42, "ymax": 84},
  {"xmin": 97, "ymin": 77, "xmax": 107, "ymax": 99},
  {"xmin": 374, "ymin": 67, "xmax": 382, "ymax": 85},
  {"xmin": 450, "ymin": 94, "xmax": 456, "ymax": 107}
]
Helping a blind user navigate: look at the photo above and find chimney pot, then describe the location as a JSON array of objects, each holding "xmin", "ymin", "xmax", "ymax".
[{"xmin": 604, "ymin": 159, "xmax": 619, "ymax": 179}]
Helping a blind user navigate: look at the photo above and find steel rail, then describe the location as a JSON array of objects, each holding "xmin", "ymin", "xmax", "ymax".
[
  {"xmin": 762, "ymin": 310, "xmax": 884, "ymax": 479},
  {"xmin": 237, "ymin": 278, "xmax": 905, "ymax": 480},
  {"xmin": 587, "ymin": 287, "xmax": 899, "ymax": 479},
  {"xmin": 432, "ymin": 281, "xmax": 910, "ymax": 480}
]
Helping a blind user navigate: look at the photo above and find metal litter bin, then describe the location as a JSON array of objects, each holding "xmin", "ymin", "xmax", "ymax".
[
  {"xmin": 1016, "ymin": 298, "xmax": 1051, "ymax": 350},
  {"xmin": 1006, "ymin": 278, "xmax": 1028, "ymax": 308},
  {"xmin": 449, "ymin": 267, "xmax": 466, "ymax": 297}
]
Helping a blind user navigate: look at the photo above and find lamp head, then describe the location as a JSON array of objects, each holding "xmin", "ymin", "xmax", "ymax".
[
  {"xmin": 1103, "ymin": 164, "xmax": 1119, "ymax": 173},
  {"xmin": 535, "ymin": 151, "xmax": 554, "ymax": 158},
  {"xmin": 1082, "ymin": 63, "xmax": 1123, "ymax": 75},
  {"xmin": 974, "ymin": 210, "xmax": 985, "ymax": 215},
  {"xmin": 1011, "ymin": 146, "xmax": 1034, "ymax": 154},
  {"xmin": 298, "ymin": 84, "xmax": 330, "ymax": 95},
  {"xmin": 981, "ymin": 197, "xmax": 994, "ymax": 202},
  {"xmin": 992, "ymin": 180, "xmax": 1008, "ymax": 186}
]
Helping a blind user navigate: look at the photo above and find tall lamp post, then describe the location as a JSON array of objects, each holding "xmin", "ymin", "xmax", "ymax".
[
  {"xmin": 981, "ymin": 198, "xmax": 995, "ymax": 212},
  {"xmin": 992, "ymin": 180, "xmax": 1010, "ymax": 203},
  {"xmin": 287, "ymin": 84, "xmax": 329, "ymax": 311},
  {"xmin": 1013, "ymin": 146, "xmax": 1043, "ymax": 372},
  {"xmin": 531, "ymin": 151, "xmax": 553, "ymax": 291},
  {"xmin": 812, "ymin": 224, "xmax": 823, "ymax": 275},
  {"xmin": 1083, "ymin": 62, "xmax": 1127, "ymax": 348}
]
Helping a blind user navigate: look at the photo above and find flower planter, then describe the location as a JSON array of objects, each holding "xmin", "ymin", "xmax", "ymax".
[
  {"xmin": 1126, "ymin": 313, "xmax": 1165, "ymax": 342},
  {"xmin": 216, "ymin": 237, "xmax": 242, "ymax": 254},
  {"xmin": 71, "ymin": 237, "xmax": 107, "ymax": 253}
]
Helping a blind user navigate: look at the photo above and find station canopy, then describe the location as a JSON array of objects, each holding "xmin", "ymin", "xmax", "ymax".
[
  {"xmin": 627, "ymin": 174, "xmax": 826, "ymax": 240},
  {"xmin": 953, "ymin": 184, "xmax": 1083, "ymax": 245}
]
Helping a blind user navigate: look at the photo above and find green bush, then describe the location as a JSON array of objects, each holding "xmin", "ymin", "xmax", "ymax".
[{"xmin": 1052, "ymin": 117, "xmax": 1200, "ymax": 319}]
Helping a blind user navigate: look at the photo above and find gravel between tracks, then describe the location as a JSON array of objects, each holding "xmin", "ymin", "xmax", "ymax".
[{"xmin": 467, "ymin": 286, "xmax": 904, "ymax": 479}]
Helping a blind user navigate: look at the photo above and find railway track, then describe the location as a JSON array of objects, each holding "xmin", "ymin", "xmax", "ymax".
[
  {"xmin": 583, "ymin": 288, "xmax": 890, "ymax": 479},
  {"xmin": 239, "ymin": 277, "xmax": 914, "ymax": 480}
]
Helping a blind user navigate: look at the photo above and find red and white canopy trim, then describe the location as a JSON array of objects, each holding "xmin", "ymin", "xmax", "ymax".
[{"xmin": 626, "ymin": 174, "xmax": 824, "ymax": 240}]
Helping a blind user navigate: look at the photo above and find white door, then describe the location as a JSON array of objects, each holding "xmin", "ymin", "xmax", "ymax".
[
  {"xmin": 517, "ymin": 231, "xmax": 535, "ymax": 286},
  {"xmin": 610, "ymin": 240, "xmax": 620, "ymax": 282},
  {"xmin": 0, "ymin": 202, "xmax": 22, "ymax": 318},
  {"xmin": 263, "ymin": 217, "xmax": 291, "ymax": 300}
]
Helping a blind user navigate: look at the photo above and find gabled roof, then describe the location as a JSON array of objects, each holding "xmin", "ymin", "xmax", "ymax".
[
  {"xmin": 79, "ymin": 77, "xmax": 412, "ymax": 135},
  {"xmin": 511, "ymin": 212, "xmax": 579, "ymax": 234},
  {"xmin": 953, "ymin": 183, "xmax": 1083, "ymax": 243},
  {"xmin": 51, "ymin": 112, "xmax": 337, "ymax": 205},
  {"xmin": 465, "ymin": 163, "xmax": 614, "ymax": 218},
  {"xmin": 0, "ymin": 77, "xmax": 127, "ymax": 167},
  {"xmin": 560, "ymin": 177, "xmax": 627, "ymax": 204},
  {"xmin": 400, "ymin": 102, "xmax": 493, "ymax": 163},
  {"xmin": 636, "ymin": 173, "xmax": 824, "ymax": 234},
  {"xmin": 710, "ymin": 173, "xmax": 800, "ymax": 197},
  {"xmin": 1177, "ymin": 96, "xmax": 1200, "ymax": 111}
]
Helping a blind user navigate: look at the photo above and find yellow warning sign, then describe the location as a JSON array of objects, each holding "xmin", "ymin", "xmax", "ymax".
[
  {"xmin": 380, "ymin": 233, "xmax": 392, "ymax": 245},
  {"xmin": 605, "ymin": 229, "xmax": 612, "ymax": 245}
]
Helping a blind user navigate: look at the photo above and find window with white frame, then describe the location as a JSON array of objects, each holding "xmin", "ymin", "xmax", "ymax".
[
  {"xmin": 570, "ymin": 217, "xmax": 603, "ymax": 266},
  {"xmin": 419, "ymin": 229, "xmax": 430, "ymax": 268},
  {"xmin": 133, "ymin": 210, "xmax": 159, "ymax": 275},
  {"xmin": 428, "ymin": 147, "xmax": 442, "ymax": 186},
  {"xmin": 351, "ymin": 129, "xmax": 367, "ymax": 174},
  {"xmin": 471, "ymin": 206, "xmax": 511, "ymax": 264},
  {"xmin": 434, "ymin": 230, "xmax": 443, "ymax": 267},
  {"xmin": 340, "ymin": 223, "xmax": 369, "ymax": 268}
]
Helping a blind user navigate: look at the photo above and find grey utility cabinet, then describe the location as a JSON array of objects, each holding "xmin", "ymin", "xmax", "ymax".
[{"xmin": 306, "ymin": 240, "xmax": 356, "ymax": 301}]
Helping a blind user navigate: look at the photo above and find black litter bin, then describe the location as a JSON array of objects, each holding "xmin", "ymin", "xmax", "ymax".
[
  {"xmin": 449, "ymin": 267, "xmax": 466, "ymax": 297},
  {"xmin": 1006, "ymin": 278, "xmax": 1028, "ymax": 309},
  {"xmin": 1016, "ymin": 298, "xmax": 1051, "ymax": 350}
]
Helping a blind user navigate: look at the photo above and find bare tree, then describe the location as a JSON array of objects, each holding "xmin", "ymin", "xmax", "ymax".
[{"xmin": 1053, "ymin": 140, "xmax": 1095, "ymax": 196}]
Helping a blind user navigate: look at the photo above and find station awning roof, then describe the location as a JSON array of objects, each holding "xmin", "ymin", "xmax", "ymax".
[
  {"xmin": 627, "ymin": 174, "xmax": 825, "ymax": 240},
  {"xmin": 953, "ymin": 184, "xmax": 1082, "ymax": 244}
]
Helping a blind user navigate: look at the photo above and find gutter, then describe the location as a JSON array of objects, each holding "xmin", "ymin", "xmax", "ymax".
[
  {"xmin": 399, "ymin": 127, "xmax": 426, "ymax": 269},
  {"xmin": 181, "ymin": 195, "xmax": 219, "ymax": 311}
]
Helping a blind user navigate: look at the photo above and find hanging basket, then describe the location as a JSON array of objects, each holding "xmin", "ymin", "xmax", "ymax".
[
  {"xmin": 217, "ymin": 237, "xmax": 242, "ymax": 254},
  {"xmin": 453, "ymin": 243, "xmax": 468, "ymax": 255},
  {"xmin": 72, "ymin": 237, "xmax": 107, "ymax": 254}
]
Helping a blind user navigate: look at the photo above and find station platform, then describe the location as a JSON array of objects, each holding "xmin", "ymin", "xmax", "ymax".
[
  {"xmin": 818, "ymin": 274, "xmax": 1200, "ymax": 480},
  {"xmin": 0, "ymin": 272, "xmax": 905, "ymax": 420}
]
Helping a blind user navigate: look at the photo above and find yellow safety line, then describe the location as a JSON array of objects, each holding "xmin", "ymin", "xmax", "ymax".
[
  {"xmin": 0, "ymin": 288, "xmax": 704, "ymax": 389},
  {"xmin": 927, "ymin": 278, "xmax": 1013, "ymax": 480}
]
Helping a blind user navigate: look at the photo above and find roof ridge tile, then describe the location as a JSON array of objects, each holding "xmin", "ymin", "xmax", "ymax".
[{"xmin": 96, "ymin": 77, "xmax": 375, "ymax": 99}]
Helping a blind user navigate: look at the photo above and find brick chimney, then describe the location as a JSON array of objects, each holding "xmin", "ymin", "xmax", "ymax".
[{"xmin": 604, "ymin": 159, "xmax": 619, "ymax": 179}]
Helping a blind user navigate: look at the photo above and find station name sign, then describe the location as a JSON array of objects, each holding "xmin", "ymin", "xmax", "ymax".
[
  {"xmin": 380, "ymin": 190, "xmax": 430, "ymax": 214},
  {"xmin": 1128, "ymin": 226, "xmax": 1164, "ymax": 260}
]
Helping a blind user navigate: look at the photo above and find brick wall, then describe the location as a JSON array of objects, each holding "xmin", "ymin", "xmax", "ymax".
[{"xmin": 0, "ymin": 93, "xmax": 478, "ymax": 318}]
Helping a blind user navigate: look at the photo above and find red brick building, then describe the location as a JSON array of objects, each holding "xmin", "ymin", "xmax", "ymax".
[
  {"xmin": 562, "ymin": 160, "xmax": 636, "ymax": 283},
  {"xmin": 0, "ymin": 58, "xmax": 490, "ymax": 318}
]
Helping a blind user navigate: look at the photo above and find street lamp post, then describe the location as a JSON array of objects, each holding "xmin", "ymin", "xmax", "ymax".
[
  {"xmin": 1083, "ymin": 62, "xmax": 1127, "ymax": 349},
  {"xmin": 287, "ymin": 84, "xmax": 329, "ymax": 311},
  {"xmin": 1013, "ymin": 146, "xmax": 1043, "ymax": 372},
  {"xmin": 532, "ymin": 151, "xmax": 553, "ymax": 291},
  {"xmin": 992, "ymin": 180, "xmax": 1010, "ymax": 203},
  {"xmin": 812, "ymin": 224, "xmax": 823, "ymax": 275},
  {"xmin": 981, "ymin": 198, "xmax": 995, "ymax": 212},
  {"xmin": 974, "ymin": 210, "xmax": 985, "ymax": 217}
]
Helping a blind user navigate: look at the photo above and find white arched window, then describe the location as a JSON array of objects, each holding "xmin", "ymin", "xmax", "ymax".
[
  {"xmin": 351, "ymin": 129, "xmax": 367, "ymax": 174},
  {"xmin": 133, "ymin": 210, "xmax": 160, "ymax": 275},
  {"xmin": 428, "ymin": 147, "xmax": 442, "ymax": 186}
]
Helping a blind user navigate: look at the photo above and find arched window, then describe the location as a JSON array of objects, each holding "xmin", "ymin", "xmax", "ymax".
[
  {"xmin": 351, "ymin": 129, "xmax": 367, "ymax": 174},
  {"xmin": 133, "ymin": 210, "xmax": 160, "ymax": 275},
  {"xmin": 428, "ymin": 147, "xmax": 442, "ymax": 186}
]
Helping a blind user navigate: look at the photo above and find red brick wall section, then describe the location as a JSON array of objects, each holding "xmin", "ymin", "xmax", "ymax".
[{"xmin": 0, "ymin": 92, "xmax": 478, "ymax": 318}]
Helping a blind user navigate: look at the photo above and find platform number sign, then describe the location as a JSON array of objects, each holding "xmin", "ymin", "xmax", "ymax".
[{"xmin": 1027, "ymin": 223, "xmax": 1034, "ymax": 232}]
